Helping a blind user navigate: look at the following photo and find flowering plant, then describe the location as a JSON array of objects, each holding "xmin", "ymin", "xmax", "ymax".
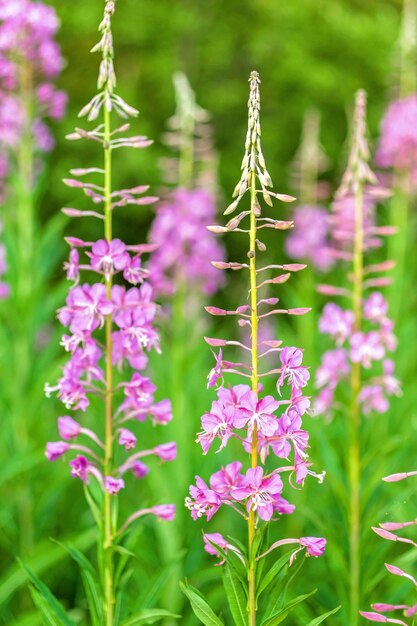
[
  {"xmin": 32, "ymin": 2, "xmax": 176, "ymax": 624},
  {"xmin": 314, "ymin": 90, "xmax": 400, "ymax": 625},
  {"xmin": 183, "ymin": 72, "xmax": 333, "ymax": 626}
]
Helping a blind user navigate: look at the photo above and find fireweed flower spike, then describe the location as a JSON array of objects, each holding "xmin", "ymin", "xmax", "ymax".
[
  {"xmin": 315, "ymin": 90, "xmax": 399, "ymax": 624},
  {"xmin": 375, "ymin": 0, "xmax": 417, "ymax": 322},
  {"xmin": 149, "ymin": 72, "xmax": 225, "ymax": 303},
  {"xmin": 185, "ymin": 72, "xmax": 327, "ymax": 626},
  {"xmin": 45, "ymin": 2, "xmax": 174, "ymax": 623},
  {"xmin": 361, "ymin": 471, "xmax": 417, "ymax": 625},
  {"xmin": 0, "ymin": 0, "xmax": 65, "ymax": 562}
]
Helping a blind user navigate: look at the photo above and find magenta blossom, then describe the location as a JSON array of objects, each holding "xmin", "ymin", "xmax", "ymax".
[
  {"xmin": 118, "ymin": 429, "xmax": 137, "ymax": 450},
  {"xmin": 278, "ymin": 347, "xmax": 310, "ymax": 392},
  {"xmin": 319, "ymin": 303, "xmax": 354, "ymax": 345},
  {"xmin": 89, "ymin": 239, "xmax": 130, "ymax": 279},
  {"xmin": 46, "ymin": 441, "xmax": 70, "ymax": 461},
  {"xmin": 153, "ymin": 442, "xmax": 177, "ymax": 461},
  {"xmin": 186, "ymin": 476, "xmax": 222, "ymax": 521},
  {"xmin": 152, "ymin": 504, "xmax": 176, "ymax": 521},
  {"xmin": 350, "ymin": 331, "xmax": 385, "ymax": 368},
  {"xmin": 233, "ymin": 467, "xmax": 283, "ymax": 521},
  {"xmin": 69, "ymin": 455, "xmax": 90, "ymax": 483},
  {"xmin": 58, "ymin": 415, "xmax": 81, "ymax": 440},
  {"xmin": 105, "ymin": 477, "xmax": 125, "ymax": 495}
]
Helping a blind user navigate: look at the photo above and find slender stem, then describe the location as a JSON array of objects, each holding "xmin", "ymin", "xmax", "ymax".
[
  {"xmin": 103, "ymin": 105, "xmax": 114, "ymax": 626},
  {"xmin": 248, "ymin": 171, "xmax": 259, "ymax": 626},
  {"xmin": 15, "ymin": 57, "xmax": 35, "ymax": 557},
  {"xmin": 388, "ymin": 171, "xmax": 409, "ymax": 323},
  {"xmin": 349, "ymin": 181, "xmax": 363, "ymax": 626}
]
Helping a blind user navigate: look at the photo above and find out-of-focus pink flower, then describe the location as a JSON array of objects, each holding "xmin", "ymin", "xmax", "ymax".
[{"xmin": 286, "ymin": 204, "xmax": 333, "ymax": 271}]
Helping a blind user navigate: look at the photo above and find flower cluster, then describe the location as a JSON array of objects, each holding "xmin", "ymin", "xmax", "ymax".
[
  {"xmin": 45, "ymin": 0, "xmax": 174, "ymax": 526},
  {"xmin": 0, "ymin": 0, "xmax": 66, "ymax": 195},
  {"xmin": 148, "ymin": 73, "xmax": 224, "ymax": 302},
  {"xmin": 315, "ymin": 90, "xmax": 400, "ymax": 418},
  {"xmin": 376, "ymin": 95, "xmax": 417, "ymax": 185},
  {"xmin": 315, "ymin": 296, "xmax": 400, "ymax": 417},
  {"xmin": 285, "ymin": 204, "xmax": 333, "ymax": 271},
  {"xmin": 185, "ymin": 74, "xmax": 325, "ymax": 619},
  {"xmin": 149, "ymin": 188, "xmax": 225, "ymax": 298},
  {"xmin": 360, "ymin": 471, "xmax": 417, "ymax": 625}
]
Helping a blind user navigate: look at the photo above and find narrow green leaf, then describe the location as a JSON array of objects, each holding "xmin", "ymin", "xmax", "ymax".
[
  {"xmin": 52, "ymin": 540, "xmax": 103, "ymax": 626},
  {"xmin": 304, "ymin": 606, "xmax": 341, "ymax": 626},
  {"xmin": 29, "ymin": 587, "xmax": 62, "ymax": 626},
  {"xmin": 0, "ymin": 529, "xmax": 95, "ymax": 607},
  {"xmin": 19, "ymin": 563, "xmax": 75, "ymax": 626},
  {"xmin": 261, "ymin": 589, "xmax": 317, "ymax": 626},
  {"xmin": 222, "ymin": 564, "xmax": 247, "ymax": 626},
  {"xmin": 261, "ymin": 556, "xmax": 305, "ymax": 621},
  {"xmin": 180, "ymin": 581, "xmax": 224, "ymax": 626},
  {"xmin": 256, "ymin": 551, "xmax": 292, "ymax": 598},
  {"xmin": 121, "ymin": 609, "xmax": 181, "ymax": 625}
]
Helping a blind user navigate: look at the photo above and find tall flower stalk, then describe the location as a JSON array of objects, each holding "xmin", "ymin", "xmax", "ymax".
[
  {"xmin": 148, "ymin": 72, "xmax": 225, "ymax": 624},
  {"xmin": 315, "ymin": 90, "xmax": 399, "ymax": 625},
  {"xmin": 185, "ymin": 72, "xmax": 330, "ymax": 626},
  {"xmin": 376, "ymin": 0, "xmax": 417, "ymax": 323},
  {"xmin": 44, "ymin": 2, "xmax": 175, "ymax": 623},
  {"xmin": 0, "ymin": 0, "xmax": 66, "ymax": 564}
]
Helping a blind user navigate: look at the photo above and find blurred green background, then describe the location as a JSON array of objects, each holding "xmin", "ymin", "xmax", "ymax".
[{"xmin": 2, "ymin": 1, "xmax": 417, "ymax": 625}]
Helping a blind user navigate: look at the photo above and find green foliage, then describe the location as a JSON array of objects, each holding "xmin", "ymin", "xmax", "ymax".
[
  {"xmin": 18, "ymin": 561, "xmax": 76, "ymax": 626},
  {"xmin": 180, "ymin": 581, "xmax": 224, "ymax": 626}
]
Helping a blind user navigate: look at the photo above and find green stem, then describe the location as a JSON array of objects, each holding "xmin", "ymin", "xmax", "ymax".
[
  {"xmin": 248, "ymin": 171, "xmax": 259, "ymax": 626},
  {"xmin": 15, "ymin": 57, "xmax": 35, "ymax": 557},
  {"xmin": 103, "ymin": 105, "xmax": 114, "ymax": 626},
  {"xmin": 388, "ymin": 171, "xmax": 409, "ymax": 323},
  {"xmin": 349, "ymin": 182, "xmax": 363, "ymax": 626}
]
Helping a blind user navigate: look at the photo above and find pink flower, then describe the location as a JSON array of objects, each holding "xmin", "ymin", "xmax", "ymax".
[
  {"xmin": 207, "ymin": 349, "xmax": 223, "ymax": 388},
  {"xmin": 58, "ymin": 416, "xmax": 81, "ymax": 440},
  {"xmin": 376, "ymin": 95, "xmax": 417, "ymax": 183},
  {"xmin": 149, "ymin": 188, "xmax": 225, "ymax": 299},
  {"xmin": 286, "ymin": 204, "xmax": 333, "ymax": 271},
  {"xmin": 46, "ymin": 441, "xmax": 70, "ymax": 461},
  {"xmin": 350, "ymin": 331, "xmax": 385, "ymax": 368},
  {"xmin": 118, "ymin": 428, "xmax": 137, "ymax": 450},
  {"xmin": 364, "ymin": 292, "xmax": 388, "ymax": 323},
  {"xmin": 153, "ymin": 442, "xmax": 177, "ymax": 461},
  {"xmin": 233, "ymin": 467, "xmax": 283, "ymax": 521},
  {"xmin": 152, "ymin": 504, "xmax": 176, "ymax": 521},
  {"xmin": 319, "ymin": 303, "xmax": 354, "ymax": 345},
  {"xmin": 186, "ymin": 476, "xmax": 222, "ymax": 521},
  {"xmin": 359, "ymin": 385, "xmax": 389, "ymax": 415},
  {"xmin": 239, "ymin": 391, "xmax": 280, "ymax": 437},
  {"xmin": 272, "ymin": 412, "xmax": 309, "ymax": 460},
  {"xmin": 89, "ymin": 239, "xmax": 130, "ymax": 279},
  {"xmin": 58, "ymin": 283, "xmax": 113, "ymax": 333},
  {"xmin": 64, "ymin": 248, "xmax": 79, "ymax": 283},
  {"xmin": 203, "ymin": 532, "xmax": 229, "ymax": 556},
  {"xmin": 300, "ymin": 536, "xmax": 327, "ymax": 557},
  {"xmin": 197, "ymin": 401, "xmax": 241, "ymax": 454},
  {"xmin": 278, "ymin": 347, "xmax": 310, "ymax": 392},
  {"xmin": 69, "ymin": 455, "xmax": 89, "ymax": 483},
  {"xmin": 209, "ymin": 461, "xmax": 246, "ymax": 496},
  {"xmin": 131, "ymin": 461, "xmax": 149, "ymax": 478},
  {"xmin": 315, "ymin": 348, "xmax": 350, "ymax": 389},
  {"xmin": 105, "ymin": 476, "xmax": 125, "ymax": 495}
]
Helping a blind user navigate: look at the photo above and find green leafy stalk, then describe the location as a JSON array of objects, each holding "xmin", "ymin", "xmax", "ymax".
[
  {"xmin": 103, "ymin": 102, "xmax": 115, "ymax": 626},
  {"xmin": 248, "ymin": 166, "xmax": 259, "ymax": 625}
]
